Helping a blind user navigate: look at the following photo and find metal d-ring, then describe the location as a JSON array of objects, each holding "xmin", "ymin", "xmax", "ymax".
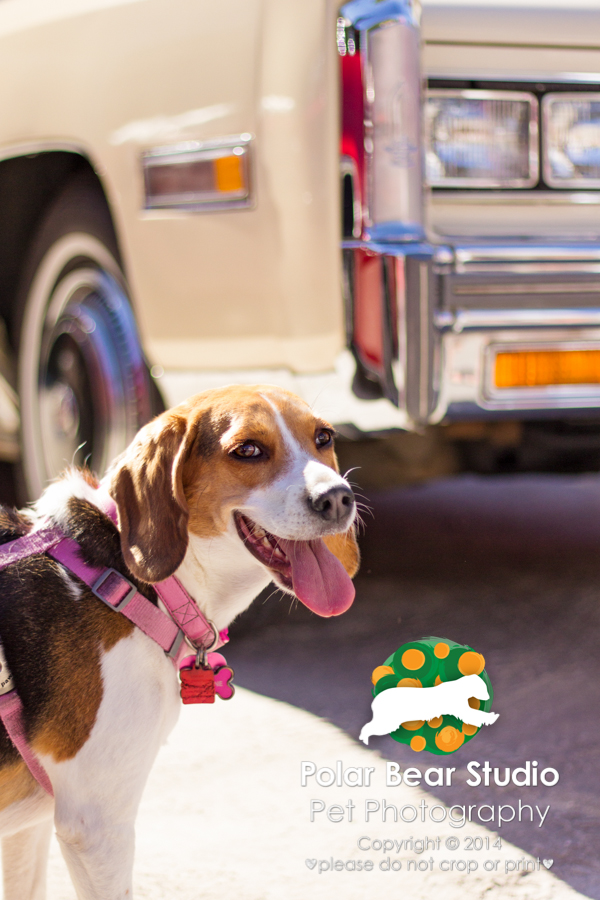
[{"xmin": 193, "ymin": 621, "xmax": 219, "ymax": 668}]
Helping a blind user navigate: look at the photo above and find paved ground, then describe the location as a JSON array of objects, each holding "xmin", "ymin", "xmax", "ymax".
[
  {"xmin": 228, "ymin": 474, "xmax": 600, "ymax": 900},
  {"xmin": 45, "ymin": 689, "xmax": 587, "ymax": 900}
]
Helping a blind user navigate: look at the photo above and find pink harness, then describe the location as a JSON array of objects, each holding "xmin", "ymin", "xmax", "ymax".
[{"xmin": 0, "ymin": 496, "xmax": 233, "ymax": 796}]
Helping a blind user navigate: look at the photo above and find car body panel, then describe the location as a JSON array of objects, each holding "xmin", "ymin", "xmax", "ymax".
[
  {"xmin": 422, "ymin": 0, "xmax": 600, "ymax": 49},
  {"xmin": 0, "ymin": 0, "xmax": 343, "ymax": 375}
]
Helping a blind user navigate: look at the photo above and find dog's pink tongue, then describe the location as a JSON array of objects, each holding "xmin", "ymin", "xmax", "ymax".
[{"xmin": 278, "ymin": 537, "xmax": 355, "ymax": 617}]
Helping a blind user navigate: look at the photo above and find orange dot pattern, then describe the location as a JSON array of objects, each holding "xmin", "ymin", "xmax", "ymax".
[
  {"xmin": 402, "ymin": 649, "xmax": 425, "ymax": 670},
  {"xmin": 397, "ymin": 677, "xmax": 422, "ymax": 688},
  {"xmin": 371, "ymin": 665, "xmax": 395, "ymax": 685},
  {"xmin": 435, "ymin": 726, "xmax": 465, "ymax": 752},
  {"xmin": 458, "ymin": 651, "xmax": 485, "ymax": 676},
  {"xmin": 434, "ymin": 642, "xmax": 450, "ymax": 659},
  {"xmin": 401, "ymin": 719, "xmax": 425, "ymax": 731},
  {"xmin": 410, "ymin": 736, "xmax": 426, "ymax": 752}
]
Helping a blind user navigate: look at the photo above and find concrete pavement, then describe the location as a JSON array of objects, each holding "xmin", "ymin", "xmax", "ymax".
[{"xmin": 45, "ymin": 689, "xmax": 587, "ymax": 900}]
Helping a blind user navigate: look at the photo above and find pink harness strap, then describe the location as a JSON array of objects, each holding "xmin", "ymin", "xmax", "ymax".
[
  {"xmin": 0, "ymin": 525, "xmax": 66, "ymax": 796},
  {"xmin": 0, "ymin": 692, "xmax": 53, "ymax": 796},
  {"xmin": 47, "ymin": 541, "xmax": 227, "ymax": 663},
  {"xmin": 48, "ymin": 540, "xmax": 187, "ymax": 659},
  {"xmin": 0, "ymin": 526, "xmax": 64, "ymax": 571}
]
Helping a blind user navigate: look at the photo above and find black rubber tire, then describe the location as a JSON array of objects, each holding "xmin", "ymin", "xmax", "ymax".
[{"xmin": 13, "ymin": 173, "xmax": 156, "ymax": 501}]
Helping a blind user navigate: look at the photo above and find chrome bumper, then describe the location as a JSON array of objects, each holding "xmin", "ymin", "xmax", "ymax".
[{"xmin": 344, "ymin": 239, "xmax": 600, "ymax": 424}]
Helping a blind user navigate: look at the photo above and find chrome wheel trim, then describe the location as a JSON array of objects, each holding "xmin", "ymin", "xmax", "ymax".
[{"xmin": 19, "ymin": 233, "xmax": 148, "ymax": 499}]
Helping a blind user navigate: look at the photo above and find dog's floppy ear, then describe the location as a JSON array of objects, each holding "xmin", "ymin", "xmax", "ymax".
[{"xmin": 108, "ymin": 413, "xmax": 197, "ymax": 583}]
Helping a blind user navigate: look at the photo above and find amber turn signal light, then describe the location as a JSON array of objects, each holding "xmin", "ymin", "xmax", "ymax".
[{"xmin": 495, "ymin": 349, "xmax": 600, "ymax": 388}]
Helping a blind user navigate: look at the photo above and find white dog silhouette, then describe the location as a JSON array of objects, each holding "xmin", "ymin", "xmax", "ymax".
[{"xmin": 359, "ymin": 673, "xmax": 499, "ymax": 745}]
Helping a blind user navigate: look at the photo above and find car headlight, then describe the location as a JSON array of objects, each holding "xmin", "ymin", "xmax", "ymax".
[
  {"xmin": 426, "ymin": 90, "xmax": 539, "ymax": 188},
  {"xmin": 543, "ymin": 93, "xmax": 600, "ymax": 187}
]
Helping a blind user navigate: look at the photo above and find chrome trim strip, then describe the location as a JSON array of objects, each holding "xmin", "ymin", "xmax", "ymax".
[
  {"xmin": 453, "ymin": 282, "xmax": 600, "ymax": 296},
  {"xmin": 142, "ymin": 133, "xmax": 253, "ymax": 161},
  {"xmin": 454, "ymin": 244, "xmax": 600, "ymax": 268},
  {"xmin": 431, "ymin": 190, "xmax": 600, "ymax": 206},
  {"xmin": 426, "ymin": 89, "xmax": 539, "ymax": 189},
  {"xmin": 451, "ymin": 262, "xmax": 600, "ymax": 276},
  {"xmin": 419, "ymin": 262, "xmax": 429, "ymax": 420},
  {"xmin": 425, "ymin": 72, "xmax": 600, "ymax": 85},
  {"xmin": 436, "ymin": 307, "xmax": 600, "ymax": 333},
  {"xmin": 341, "ymin": 239, "xmax": 435, "ymax": 259}
]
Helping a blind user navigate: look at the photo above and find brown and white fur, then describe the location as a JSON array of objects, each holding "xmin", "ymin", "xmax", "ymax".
[{"xmin": 0, "ymin": 385, "xmax": 359, "ymax": 900}]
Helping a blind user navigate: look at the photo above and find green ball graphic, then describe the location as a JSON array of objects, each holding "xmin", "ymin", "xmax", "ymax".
[{"xmin": 370, "ymin": 637, "xmax": 493, "ymax": 755}]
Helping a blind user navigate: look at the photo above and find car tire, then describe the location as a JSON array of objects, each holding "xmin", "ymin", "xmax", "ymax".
[{"xmin": 14, "ymin": 173, "xmax": 155, "ymax": 501}]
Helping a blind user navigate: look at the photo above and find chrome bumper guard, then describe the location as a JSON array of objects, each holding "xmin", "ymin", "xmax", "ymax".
[{"xmin": 344, "ymin": 240, "xmax": 600, "ymax": 423}]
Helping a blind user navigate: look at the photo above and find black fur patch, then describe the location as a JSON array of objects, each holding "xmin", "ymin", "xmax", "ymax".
[
  {"xmin": 0, "ymin": 496, "xmax": 158, "ymax": 767},
  {"xmin": 60, "ymin": 498, "xmax": 158, "ymax": 606},
  {"xmin": 0, "ymin": 507, "xmax": 35, "ymax": 765},
  {"xmin": 0, "ymin": 554, "xmax": 75, "ymax": 764},
  {"xmin": 195, "ymin": 411, "xmax": 232, "ymax": 458},
  {"xmin": 0, "ymin": 507, "xmax": 32, "ymax": 545}
]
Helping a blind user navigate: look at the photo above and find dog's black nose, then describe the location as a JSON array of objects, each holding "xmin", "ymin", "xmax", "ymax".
[{"xmin": 309, "ymin": 485, "xmax": 355, "ymax": 524}]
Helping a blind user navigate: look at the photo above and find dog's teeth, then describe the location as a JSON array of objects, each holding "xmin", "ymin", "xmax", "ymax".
[
  {"xmin": 273, "ymin": 547, "xmax": 285, "ymax": 560},
  {"xmin": 262, "ymin": 536, "xmax": 272, "ymax": 550},
  {"xmin": 253, "ymin": 527, "xmax": 266, "ymax": 539}
]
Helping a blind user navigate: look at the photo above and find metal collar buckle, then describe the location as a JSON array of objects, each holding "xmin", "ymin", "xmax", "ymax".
[
  {"xmin": 92, "ymin": 568, "xmax": 137, "ymax": 612},
  {"xmin": 166, "ymin": 628, "xmax": 186, "ymax": 660}
]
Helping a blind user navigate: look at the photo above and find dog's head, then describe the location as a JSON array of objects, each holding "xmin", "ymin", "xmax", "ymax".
[
  {"xmin": 108, "ymin": 385, "xmax": 359, "ymax": 617},
  {"xmin": 463, "ymin": 674, "xmax": 490, "ymax": 702}
]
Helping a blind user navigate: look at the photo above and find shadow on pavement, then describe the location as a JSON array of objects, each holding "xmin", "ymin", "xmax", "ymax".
[{"xmin": 228, "ymin": 474, "xmax": 600, "ymax": 900}]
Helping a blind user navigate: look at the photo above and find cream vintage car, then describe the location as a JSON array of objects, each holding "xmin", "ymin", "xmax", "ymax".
[{"xmin": 1, "ymin": 0, "xmax": 600, "ymax": 497}]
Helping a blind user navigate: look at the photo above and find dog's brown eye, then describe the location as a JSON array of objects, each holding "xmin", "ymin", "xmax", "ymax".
[
  {"xmin": 233, "ymin": 441, "xmax": 263, "ymax": 459},
  {"xmin": 315, "ymin": 429, "xmax": 333, "ymax": 448}
]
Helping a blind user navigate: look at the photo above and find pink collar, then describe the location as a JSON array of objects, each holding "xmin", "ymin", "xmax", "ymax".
[
  {"xmin": 45, "ymin": 490, "xmax": 229, "ymax": 668},
  {"xmin": 94, "ymin": 491, "xmax": 228, "ymax": 662}
]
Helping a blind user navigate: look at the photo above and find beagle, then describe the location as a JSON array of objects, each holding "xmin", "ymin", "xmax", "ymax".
[
  {"xmin": 0, "ymin": 385, "xmax": 359, "ymax": 900},
  {"xmin": 359, "ymin": 674, "xmax": 499, "ymax": 745}
]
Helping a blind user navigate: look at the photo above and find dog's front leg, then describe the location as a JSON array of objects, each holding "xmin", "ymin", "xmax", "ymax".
[
  {"xmin": 2, "ymin": 818, "xmax": 53, "ymax": 900},
  {"xmin": 54, "ymin": 813, "xmax": 135, "ymax": 900},
  {"xmin": 461, "ymin": 707, "xmax": 499, "ymax": 728},
  {"xmin": 44, "ymin": 632, "xmax": 181, "ymax": 900}
]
